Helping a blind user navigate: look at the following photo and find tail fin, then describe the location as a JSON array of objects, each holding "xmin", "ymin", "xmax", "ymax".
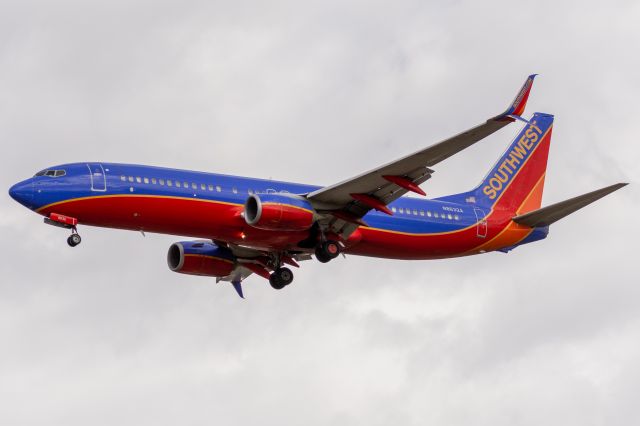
[{"xmin": 438, "ymin": 112, "xmax": 554, "ymax": 214}]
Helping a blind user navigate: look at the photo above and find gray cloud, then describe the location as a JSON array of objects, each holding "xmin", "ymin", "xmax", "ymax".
[{"xmin": 1, "ymin": 0, "xmax": 639, "ymax": 425}]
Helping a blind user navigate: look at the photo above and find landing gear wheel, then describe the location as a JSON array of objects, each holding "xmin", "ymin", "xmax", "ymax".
[
  {"xmin": 315, "ymin": 240, "xmax": 340, "ymax": 263},
  {"xmin": 269, "ymin": 274, "xmax": 285, "ymax": 290},
  {"xmin": 67, "ymin": 233, "xmax": 82, "ymax": 247},
  {"xmin": 315, "ymin": 246, "xmax": 332, "ymax": 263},
  {"xmin": 269, "ymin": 267, "xmax": 294, "ymax": 290}
]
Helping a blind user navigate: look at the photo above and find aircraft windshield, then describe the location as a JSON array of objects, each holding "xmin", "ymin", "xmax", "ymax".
[{"xmin": 35, "ymin": 169, "xmax": 66, "ymax": 177}]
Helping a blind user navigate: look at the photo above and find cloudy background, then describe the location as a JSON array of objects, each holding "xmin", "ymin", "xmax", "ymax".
[{"xmin": 1, "ymin": 0, "xmax": 639, "ymax": 424}]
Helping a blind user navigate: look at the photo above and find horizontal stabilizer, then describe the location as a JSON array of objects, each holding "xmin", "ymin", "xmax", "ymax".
[{"xmin": 512, "ymin": 183, "xmax": 628, "ymax": 227}]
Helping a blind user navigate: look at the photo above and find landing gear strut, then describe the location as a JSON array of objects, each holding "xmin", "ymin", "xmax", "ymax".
[
  {"xmin": 67, "ymin": 230, "xmax": 82, "ymax": 247},
  {"xmin": 269, "ymin": 267, "xmax": 294, "ymax": 290},
  {"xmin": 44, "ymin": 214, "xmax": 82, "ymax": 247},
  {"xmin": 315, "ymin": 240, "xmax": 341, "ymax": 263}
]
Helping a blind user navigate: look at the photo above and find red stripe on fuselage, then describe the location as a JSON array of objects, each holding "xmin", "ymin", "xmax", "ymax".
[
  {"xmin": 38, "ymin": 195, "xmax": 310, "ymax": 250},
  {"xmin": 36, "ymin": 194, "xmax": 508, "ymax": 259}
]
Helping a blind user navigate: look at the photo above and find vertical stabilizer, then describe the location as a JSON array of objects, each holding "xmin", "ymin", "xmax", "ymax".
[{"xmin": 438, "ymin": 112, "xmax": 554, "ymax": 214}]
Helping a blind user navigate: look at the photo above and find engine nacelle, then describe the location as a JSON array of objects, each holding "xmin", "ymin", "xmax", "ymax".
[
  {"xmin": 244, "ymin": 193, "xmax": 315, "ymax": 231},
  {"xmin": 167, "ymin": 241, "xmax": 235, "ymax": 277}
]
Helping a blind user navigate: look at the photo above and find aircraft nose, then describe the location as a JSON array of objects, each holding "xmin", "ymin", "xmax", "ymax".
[{"xmin": 9, "ymin": 180, "xmax": 34, "ymax": 209}]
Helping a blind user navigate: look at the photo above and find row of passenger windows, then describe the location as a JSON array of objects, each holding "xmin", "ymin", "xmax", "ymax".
[
  {"xmin": 120, "ymin": 175, "xmax": 256, "ymax": 195},
  {"xmin": 391, "ymin": 206, "xmax": 461, "ymax": 221},
  {"xmin": 120, "ymin": 175, "xmax": 460, "ymax": 220}
]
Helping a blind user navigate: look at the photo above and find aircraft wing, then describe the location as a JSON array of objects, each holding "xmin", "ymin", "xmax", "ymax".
[{"xmin": 306, "ymin": 75, "xmax": 537, "ymax": 235}]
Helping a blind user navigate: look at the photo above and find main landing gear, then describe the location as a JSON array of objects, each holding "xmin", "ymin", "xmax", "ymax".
[
  {"xmin": 315, "ymin": 240, "xmax": 341, "ymax": 263},
  {"xmin": 267, "ymin": 239, "xmax": 342, "ymax": 290},
  {"xmin": 269, "ymin": 267, "xmax": 294, "ymax": 290}
]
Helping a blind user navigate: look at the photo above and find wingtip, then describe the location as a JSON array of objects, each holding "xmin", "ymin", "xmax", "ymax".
[
  {"xmin": 496, "ymin": 74, "xmax": 538, "ymax": 120},
  {"xmin": 609, "ymin": 182, "xmax": 628, "ymax": 190},
  {"xmin": 612, "ymin": 182, "xmax": 629, "ymax": 191}
]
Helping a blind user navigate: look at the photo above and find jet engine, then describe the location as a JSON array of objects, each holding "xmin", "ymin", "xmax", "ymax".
[
  {"xmin": 167, "ymin": 240, "xmax": 235, "ymax": 277},
  {"xmin": 244, "ymin": 193, "xmax": 315, "ymax": 231}
]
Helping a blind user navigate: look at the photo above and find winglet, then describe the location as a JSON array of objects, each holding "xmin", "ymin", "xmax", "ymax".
[
  {"xmin": 497, "ymin": 74, "xmax": 537, "ymax": 120},
  {"xmin": 232, "ymin": 281, "xmax": 245, "ymax": 299}
]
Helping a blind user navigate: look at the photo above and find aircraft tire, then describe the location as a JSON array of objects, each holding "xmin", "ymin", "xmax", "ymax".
[
  {"xmin": 316, "ymin": 241, "xmax": 340, "ymax": 262},
  {"xmin": 270, "ymin": 268, "xmax": 293, "ymax": 289},
  {"xmin": 323, "ymin": 241, "xmax": 341, "ymax": 259},
  {"xmin": 315, "ymin": 246, "xmax": 332, "ymax": 263},
  {"xmin": 269, "ymin": 274, "xmax": 284, "ymax": 290},
  {"xmin": 67, "ymin": 234, "xmax": 81, "ymax": 247},
  {"xmin": 275, "ymin": 267, "xmax": 293, "ymax": 286}
]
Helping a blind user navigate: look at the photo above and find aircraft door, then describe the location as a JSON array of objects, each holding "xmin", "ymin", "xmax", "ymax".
[
  {"xmin": 87, "ymin": 163, "xmax": 107, "ymax": 192},
  {"xmin": 473, "ymin": 207, "xmax": 487, "ymax": 238}
]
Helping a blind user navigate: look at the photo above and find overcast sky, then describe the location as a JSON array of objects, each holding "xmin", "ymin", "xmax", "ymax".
[{"xmin": 1, "ymin": 0, "xmax": 639, "ymax": 425}]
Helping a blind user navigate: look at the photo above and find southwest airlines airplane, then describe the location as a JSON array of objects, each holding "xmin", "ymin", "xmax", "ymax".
[{"xmin": 9, "ymin": 76, "xmax": 627, "ymax": 297}]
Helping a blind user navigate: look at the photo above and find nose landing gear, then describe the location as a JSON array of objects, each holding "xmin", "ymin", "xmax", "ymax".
[{"xmin": 44, "ymin": 213, "xmax": 82, "ymax": 247}]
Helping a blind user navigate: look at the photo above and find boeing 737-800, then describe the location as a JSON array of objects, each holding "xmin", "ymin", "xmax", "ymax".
[{"xmin": 9, "ymin": 75, "xmax": 627, "ymax": 297}]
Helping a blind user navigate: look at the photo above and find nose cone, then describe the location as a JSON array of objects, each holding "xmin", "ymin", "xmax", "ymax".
[{"xmin": 9, "ymin": 180, "xmax": 34, "ymax": 209}]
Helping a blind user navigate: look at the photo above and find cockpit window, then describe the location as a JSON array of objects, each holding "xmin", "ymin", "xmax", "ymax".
[{"xmin": 35, "ymin": 169, "xmax": 66, "ymax": 177}]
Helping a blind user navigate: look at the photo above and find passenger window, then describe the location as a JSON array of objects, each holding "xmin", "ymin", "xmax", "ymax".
[
  {"xmin": 216, "ymin": 185, "xmax": 221, "ymax": 192},
  {"xmin": 151, "ymin": 178, "xmax": 157, "ymax": 184},
  {"xmin": 399, "ymin": 208, "xmax": 404, "ymax": 214},
  {"xmin": 454, "ymin": 214, "xmax": 459, "ymax": 220},
  {"xmin": 159, "ymin": 179, "xmax": 165, "ymax": 185},
  {"xmin": 143, "ymin": 177, "xmax": 149, "ymax": 184},
  {"xmin": 200, "ymin": 183, "xmax": 205, "ymax": 190},
  {"xmin": 447, "ymin": 214, "xmax": 453, "ymax": 220},
  {"xmin": 120, "ymin": 176, "xmax": 126, "ymax": 181},
  {"xmin": 427, "ymin": 211, "xmax": 432, "ymax": 217},
  {"xmin": 208, "ymin": 184, "xmax": 214, "ymax": 191},
  {"xmin": 248, "ymin": 189, "xmax": 253, "ymax": 195},
  {"xmin": 192, "ymin": 183, "xmax": 197, "ymax": 189},
  {"xmin": 128, "ymin": 176, "xmax": 134, "ymax": 182},
  {"xmin": 413, "ymin": 209, "xmax": 418, "ymax": 215},
  {"xmin": 419, "ymin": 210, "xmax": 425, "ymax": 216},
  {"xmin": 136, "ymin": 177, "xmax": 142, "ymax": 183},
  {"xmin": 167, "ymin": 180, "xmax": 173, "ymax": 187},
  {"xmin": 434, "ymin": 212, "xmax": 439, "ymax": 218},
  {"xmin": 232, "ymin": 187, "xmax": 238, "ymax": 194},
  {"xmin": 392, "ymin": 207, "xmax": 397, "ymax": 213},
  {"xmin": 184, "ymin": 182, "xmax": 188, "ymax": 188},
  {"xmin": 176, "ymin": 181, "xmax": 181, "ymax": 187}
]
